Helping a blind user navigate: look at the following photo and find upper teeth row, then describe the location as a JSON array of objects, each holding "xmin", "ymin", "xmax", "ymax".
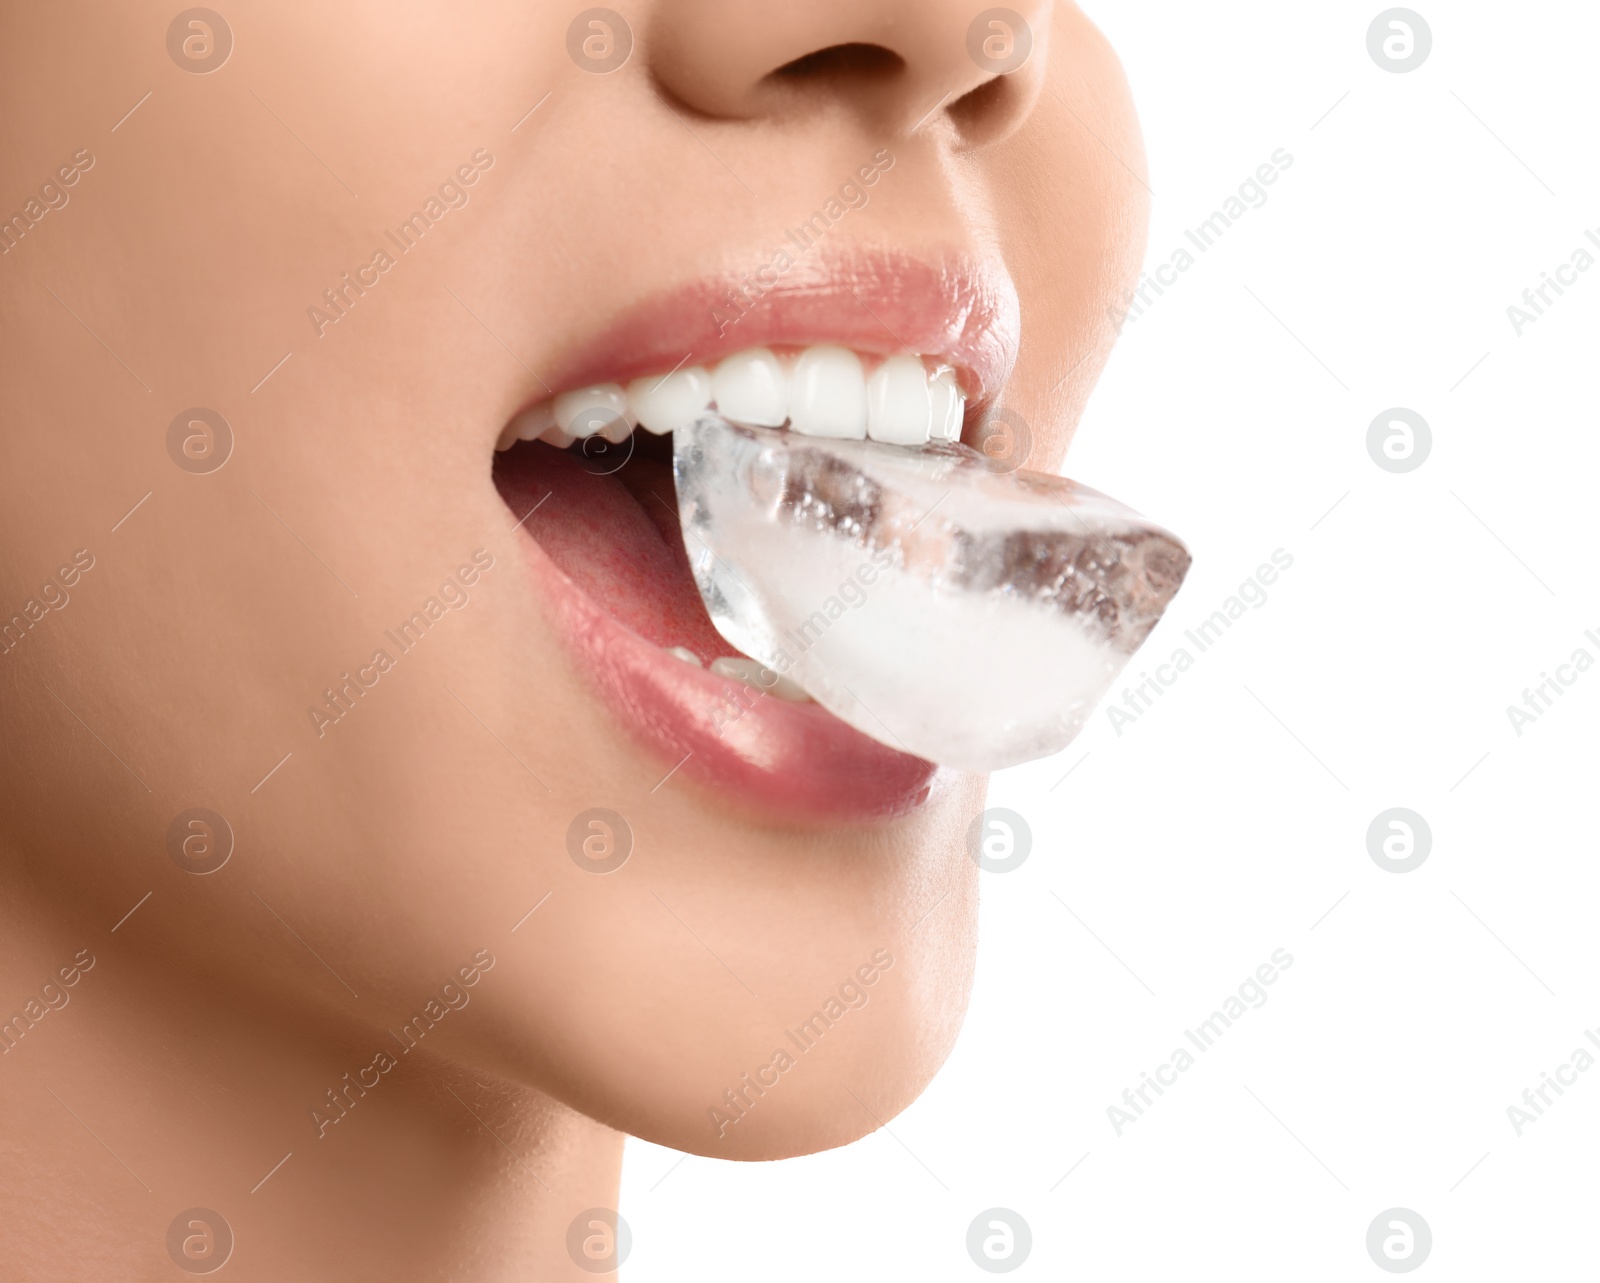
[{"xmin": 496, "ymin": 344, "xmax": 968, "ymax": 451}]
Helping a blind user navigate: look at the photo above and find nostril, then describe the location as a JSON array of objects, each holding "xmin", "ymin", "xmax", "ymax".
[
  {"xmin": 946, "ymin": 75, "xmax": 1010, "ymax": 138},
  {"xmin": 767, "ymin": 42, "xmax": 905, "ymax": 84}
]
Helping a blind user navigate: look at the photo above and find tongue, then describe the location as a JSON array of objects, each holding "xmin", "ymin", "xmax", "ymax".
[{"xmin": 493, "ymin": 439, "xmax": 732, "ymax": 661}]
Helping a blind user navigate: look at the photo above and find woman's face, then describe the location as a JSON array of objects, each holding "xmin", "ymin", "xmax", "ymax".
[{"xmin": 1, "ymin": 0, "xmax": 1143, "ymax": 1157}]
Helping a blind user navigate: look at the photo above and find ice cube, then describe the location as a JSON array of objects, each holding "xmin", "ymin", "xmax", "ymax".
[{"xmin": 673, "ymin": 414, "xmax": 1190, "ymax": 771}]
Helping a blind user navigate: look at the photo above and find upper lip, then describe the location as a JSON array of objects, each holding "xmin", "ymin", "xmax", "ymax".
[{"xmin": 527, "ymin": 243, "xmax": 1021, "ymax": 412}]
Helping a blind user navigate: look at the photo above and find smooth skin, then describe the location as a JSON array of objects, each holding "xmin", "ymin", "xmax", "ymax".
[{"xmin": 0, "ymin": 1, "xmax": 1146, "ymax": 1277}]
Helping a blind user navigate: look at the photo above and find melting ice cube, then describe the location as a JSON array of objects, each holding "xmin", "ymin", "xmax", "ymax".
[{"xmin": 673, "ymin": 414, "xmax": 1190, "ymax": 772}]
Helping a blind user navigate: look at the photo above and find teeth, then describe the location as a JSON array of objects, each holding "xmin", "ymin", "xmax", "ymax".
[
  {"xmin": 709, "ymin": 656, "xmax": 813, "ymax": 702},
  {"xmin": 712, "ymin": 348, "xmax": 788, "ymax": 427},
  {"xmin": 553, "ymin": 384, "xmax": 634, "ymax": 440},
  {"xmin": 628, "ymin": 366, "xmax": 713, "ymax": 435},
  {"xmin": 866, "ymin": 354, "xmax": 933, "ymax": 446},
  {"xmin": 788, "ymin": 344, "xmax": 867, "ymax": 439},
  {"xmin": 514, "ymin": 401, "xmax": 556, "ymax": 439},
  {"xmin": 928, "ymin": 366, "xmax": 964, "ymax": 444},
  {"xmin": 504, "ymin": 345, "xmax": 967, "ymax": 453}
]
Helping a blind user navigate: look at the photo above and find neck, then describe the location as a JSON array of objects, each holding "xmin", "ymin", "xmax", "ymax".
[{"xmin": 0, "ymin": 896, "xmax": 621, "ymax": 1280}]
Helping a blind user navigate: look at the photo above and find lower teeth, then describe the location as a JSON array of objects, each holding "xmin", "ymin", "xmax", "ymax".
[{"xmin": 708, "ymin": 656, "xmax": 812, "ymax": 702}]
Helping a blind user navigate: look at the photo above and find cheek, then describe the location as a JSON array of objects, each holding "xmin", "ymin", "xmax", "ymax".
[{"xmin": 986, "ymin": 8, "xmax": 1147, "ymax": 468}]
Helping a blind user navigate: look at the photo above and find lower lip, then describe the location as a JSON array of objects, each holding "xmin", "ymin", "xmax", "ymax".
[{"xmin": 509, "ymin": 533, "xmax": 941, "ymax": 823}]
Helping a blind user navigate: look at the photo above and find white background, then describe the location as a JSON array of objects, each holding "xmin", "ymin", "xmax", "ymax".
[{"xmin": 623, "ymin": 2, "xmax": 1600, "ymax": 1277}]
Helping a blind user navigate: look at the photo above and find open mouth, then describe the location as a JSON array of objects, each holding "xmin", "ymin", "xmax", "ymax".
[{"xmin": 492, "ymin": 251, "xmax": 1020, "ymax": 822}]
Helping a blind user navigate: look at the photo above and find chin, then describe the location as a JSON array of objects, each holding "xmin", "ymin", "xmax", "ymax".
[{"xmin": 439, "ymin": 777, "xmax": 984, "ymax": 1162}]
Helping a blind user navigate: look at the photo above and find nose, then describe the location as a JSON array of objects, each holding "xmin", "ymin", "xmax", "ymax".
[{"xmin": 645, "ymin": 0, "xmax": 1050, "ymax": 147}]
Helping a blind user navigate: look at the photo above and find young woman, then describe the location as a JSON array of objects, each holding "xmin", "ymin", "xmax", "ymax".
[{"xmin": 0, "ymin": 1, "xmax": 1146, "ymax": 1275}]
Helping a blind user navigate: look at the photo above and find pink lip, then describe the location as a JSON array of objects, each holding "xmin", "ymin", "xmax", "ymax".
[
  {"xmin": 503, "ymin": 247, "xmax": 1019, "ymax": 821},
  {"xmin": 540, "ymin": 244, "xmax": 1021, "ymax": 407}
]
